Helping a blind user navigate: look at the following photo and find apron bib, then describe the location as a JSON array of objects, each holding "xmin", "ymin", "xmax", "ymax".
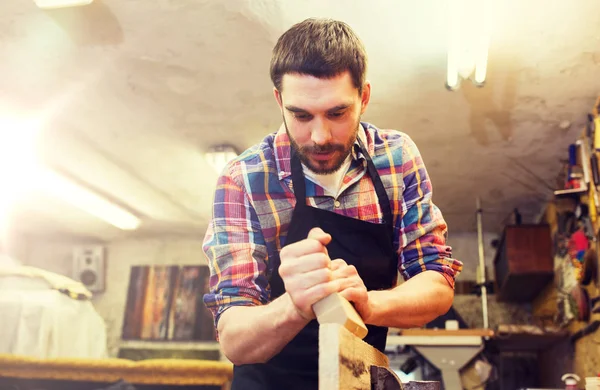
[{"xmin": 231, "ymin": 138, "xmax": 397, "ymax": 389}]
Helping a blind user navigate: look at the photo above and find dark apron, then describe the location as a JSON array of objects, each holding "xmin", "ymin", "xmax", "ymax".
[{"xmin": 231, "ymin": 138, "xmax": 397, "ymax": 390}]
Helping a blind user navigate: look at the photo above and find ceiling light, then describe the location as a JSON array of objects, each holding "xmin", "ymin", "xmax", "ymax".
[
  {"xmin": 37, "ymin": 168, "xmax": 141, "ymax": 231},
  {"xmin": 205, "ymin": 145, "xmax": 239, "ymax": 173},
  {"xmin": 34, "ymin": 0, "xmax": 93, "ymax": 9},
  {"xmin": 0, "ymin": 116, "xmax": 139, "ymax": 231},
  {"xmin": 446, "ymin": 0, "xmax": 492, "ymax": 90}
]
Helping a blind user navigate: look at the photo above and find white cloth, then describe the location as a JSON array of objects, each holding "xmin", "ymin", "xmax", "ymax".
[{"xmin": 0, "ymin": 267, "xmax": 107, "ymax": 359}]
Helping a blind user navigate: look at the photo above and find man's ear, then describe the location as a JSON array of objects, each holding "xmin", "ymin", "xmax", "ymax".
[
  {"xmin": 273, "ymin": 87, "xmax": 283, "ymax": 110},
  {"xmin": 360, "ymin": 81, "xmax": 371, "ymax": 115}
]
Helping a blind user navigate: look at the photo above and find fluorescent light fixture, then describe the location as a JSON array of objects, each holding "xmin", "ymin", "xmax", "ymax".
[
  {"xmin": 205, "ymin": 145, "xmax": 239, "ymax": 173},
  {"xmin": 473, "ymin": 0, "xmax": 492, "ymax": 86},
  {"xmin": 446, "ymin": 0, "xmax": 491, "ymax": 89},
  {"xmin": 34, "ymin": 0, "xmax": 93, "ymax": 9},
  {"xmin": 37, "ymin": 168, "xmax": 141, "ymax": 231},
  {"xmin": 446, "ymin": 0, "xmax": 462, "ymax": 90}
]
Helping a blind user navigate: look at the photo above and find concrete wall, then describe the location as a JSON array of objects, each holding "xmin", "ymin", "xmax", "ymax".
[{"xmin": 447, "ymin": 231, "xmax": 499, "ymax": 282}]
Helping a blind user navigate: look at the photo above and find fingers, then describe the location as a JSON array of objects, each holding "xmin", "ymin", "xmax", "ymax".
[
  {"xmin": 330, "ymin": 261, "xmax": 368, "ymax": 309},
  {"xmin": 278, "ymin": 228, "xmax": 333, "ymax": 320},
  {"xmin": 331, "ymin": 260, "xmax": 357, "ymax": 280},
  {"xmin": 280, "ymin": 236, "xmax": 327, "ymax": 259},
  {"xmin": 284, "ymin": 271, "xmax": 339, "ymax": 320},
  {"xmin": 330, "ymin": 258, "xmax": 347, "ymax": 271},
  {"xmin": 282, "ymin": 265, "xmax": 332, "ymax": 291},
  {"xmin": 339, "ymin": 286, "xmax": 368, "ymax": 304},
  {"xmin": 307, "ymin": 227, "xmax": 331, "ymax": 246},
  {"xmin": 279, "ymin": 252, "xmax": 331, "ymax": 277}
]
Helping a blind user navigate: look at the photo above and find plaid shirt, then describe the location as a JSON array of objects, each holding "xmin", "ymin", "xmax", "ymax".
[{"xmin": 203, "ymin": 122, "xmax": 462, "ymax": 327}]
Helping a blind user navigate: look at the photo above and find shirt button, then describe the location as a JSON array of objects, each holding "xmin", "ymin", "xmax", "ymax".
[{"xmin": 334, "ymin": 200, "xmax": 341, "ymax": 208}]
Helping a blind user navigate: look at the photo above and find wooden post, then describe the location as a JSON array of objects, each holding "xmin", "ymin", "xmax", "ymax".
[{"xmin": 314, "ymin": 294, "xmax": 403, "ymax": 389}]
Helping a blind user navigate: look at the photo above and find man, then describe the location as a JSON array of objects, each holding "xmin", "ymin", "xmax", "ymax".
[{"xmin": 203, "ymin": 18, "xmax": 462, "ymax": 389}]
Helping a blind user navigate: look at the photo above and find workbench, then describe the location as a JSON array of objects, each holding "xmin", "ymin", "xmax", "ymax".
[{"xmin": 386, "ymin": 329, "xmax": 494, "ymax": 389}]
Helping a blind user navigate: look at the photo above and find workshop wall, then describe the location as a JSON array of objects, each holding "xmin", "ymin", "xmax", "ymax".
[
  {"xmin": 446, "ymin": 232, "xmax": 535, "ymax": 328},
  {"xmin": 453, "ymin": 295, "xmax": 533, "ymax": 328},
  {"xmin": 448, "ymin": 232, "xmax": 499, "ymax": 281},
  {"xmin": 16, "ymin": 231, "xmax": 534, "ymax": 358},
  {"xmin": 1, "ymin": 229, "xmax": 29, "ymax": 264},
  {"xmin": 20, "ymin": 235, "xmax": 210, "ymax": 358}
]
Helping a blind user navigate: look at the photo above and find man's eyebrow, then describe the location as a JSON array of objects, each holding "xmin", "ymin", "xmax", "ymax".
[
  {"xmin": 326, "ymin": 104, "xmax": 351, "ymax": 113},
  {"xmin": 284, "ymin": 104, "xmax": 351, "ymax": 113},
  {"xmin": 284, "ymin": 105, "xmax": 309, "ymax": 113}
]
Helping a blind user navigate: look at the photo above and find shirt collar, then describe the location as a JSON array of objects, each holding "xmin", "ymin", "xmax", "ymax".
[{"xmin": 274, "ymin": 122, "xmax": 374, "ymax": 181}]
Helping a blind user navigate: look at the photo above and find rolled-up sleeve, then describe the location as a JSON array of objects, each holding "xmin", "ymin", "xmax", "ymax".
[
  {"xmin": 397, "ymin": 136, "xmax": 463, "ymax": 288},
  {"xmin": 202, "ymin": 163, "xmax": 270, "ymax": 331}
]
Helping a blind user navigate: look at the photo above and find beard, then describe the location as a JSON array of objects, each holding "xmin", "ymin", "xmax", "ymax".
[{"xmin": 283, "ymin": 115, "xmax": 360, "ymax": 175}]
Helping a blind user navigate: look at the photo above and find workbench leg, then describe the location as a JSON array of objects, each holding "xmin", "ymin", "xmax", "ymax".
[
  {"xmin": 439, "ymin": 369, "xmax": 463, "ymax": 390},
  {"xmin": 413, "ymin": 345, "xmax": 483, "ymax": 390}
]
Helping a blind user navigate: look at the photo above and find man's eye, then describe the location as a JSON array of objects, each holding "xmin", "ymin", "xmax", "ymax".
[
  {"xmin": 329, "ymin": 111, "xmax": 345, "ymax": 119},
  {"xmin": 294, "ymin": 114, "xmax": 312, "ymax": 121}
]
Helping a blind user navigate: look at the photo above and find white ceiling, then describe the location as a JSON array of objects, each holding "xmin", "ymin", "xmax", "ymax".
[{"xmin": 1, "ymin": 0, "xmax": 599, "ymax": 241}]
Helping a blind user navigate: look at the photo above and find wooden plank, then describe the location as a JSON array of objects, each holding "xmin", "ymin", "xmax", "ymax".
[
  {"xmin": 319, "ymin": 323, "xmax": 402, "ymax": 389},
  {"xmin": 313, "ymin": 293, "xmax": 368, "ymax": 339},
  {"xmin": 315, "ymin": 296, "xmax": 440, "ymax": 389}
]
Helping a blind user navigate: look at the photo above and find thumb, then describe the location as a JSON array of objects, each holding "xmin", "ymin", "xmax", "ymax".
[{"xmin": 307, "ymin": 227, "xmax": 332, "ymax": 246}]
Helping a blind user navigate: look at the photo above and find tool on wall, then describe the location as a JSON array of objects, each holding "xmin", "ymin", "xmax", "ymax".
[
  {"xmin": 587, "ymin": 113, "xmax": 595, "ymax": 149},
  {"xmin": 590, "ymin": 153, "xmax": 600, "ymax": 216},
  {"xmin": 476, "ymin": 197, "xmax": 489, "ymax": 329},
  {"xmin": 555, "ymin": 142, "xmax": 589, "ymax": 196}
]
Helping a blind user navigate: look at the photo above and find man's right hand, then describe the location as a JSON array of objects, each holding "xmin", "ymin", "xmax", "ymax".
[{"xmin": 279, "ymin": 227, "xmax": 339, "ymax": 320}]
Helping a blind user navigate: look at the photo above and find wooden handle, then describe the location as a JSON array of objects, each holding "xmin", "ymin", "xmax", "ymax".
[{"xmin": 313, "ymin": 293, "xmax": 368, "ymax": 339}]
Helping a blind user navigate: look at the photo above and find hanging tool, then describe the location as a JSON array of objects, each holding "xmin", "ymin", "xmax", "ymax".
[
  {"xmin": 476, "ymin": 198, "xmax": 489, "ymax": 330},
  {"xmin": 591, "ymin": 153, "xmax": 600, "ymax": 215}
]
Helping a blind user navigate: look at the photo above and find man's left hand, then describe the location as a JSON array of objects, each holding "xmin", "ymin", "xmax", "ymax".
[{"xmin": 330, "ymin": 259, "xmax": 371, "ymax": 322}]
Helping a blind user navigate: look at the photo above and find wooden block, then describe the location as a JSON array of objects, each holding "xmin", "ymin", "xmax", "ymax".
[
  {"xmin": 313, "ymin": 293, "xmax": 368, "ymax": 339},
  {"xmin": 319, "ymin": 323, "xmax": 402, "ymax": 389},
  {"xmin": 494, "ymin": 224, "xmax": 554, "ymax": 302}
]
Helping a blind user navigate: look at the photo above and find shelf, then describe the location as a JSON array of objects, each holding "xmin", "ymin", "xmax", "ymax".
[{"xmin": 119, "ymin": 340, "xmax": 221, "ymax": 350}]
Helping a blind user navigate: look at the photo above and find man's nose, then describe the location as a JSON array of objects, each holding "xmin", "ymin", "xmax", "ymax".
[{"xmin": 310, "ymin": 118, "xmax": 332, "ymax": 145}]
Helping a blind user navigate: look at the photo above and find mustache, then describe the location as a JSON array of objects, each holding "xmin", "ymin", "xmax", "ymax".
[{"xmin": 301, "ymin": 143, "xmax": 345, "ymax": 154}]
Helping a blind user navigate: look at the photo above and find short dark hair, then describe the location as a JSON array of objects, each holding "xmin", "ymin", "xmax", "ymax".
[{"xmin": 270, "ymin": 18, "xmax": 367, "ymax": 93}]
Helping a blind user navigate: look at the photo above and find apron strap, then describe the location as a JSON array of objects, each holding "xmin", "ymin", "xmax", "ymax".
[
  {"xmin": 356, "ymin": 136, "xmax": 394, "ymax": 232},
  {"xmin": 290, "ymin": 135, "xmax": 394, "ymax": 233},
  {"xmin": 290, "ymin": 147, "xmax": 307, "ymax": 204}
]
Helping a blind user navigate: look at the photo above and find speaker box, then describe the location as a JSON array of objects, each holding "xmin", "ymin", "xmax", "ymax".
[{"xmin": 72, "ymin": 246, "xmax": 105, "ymax": 293}]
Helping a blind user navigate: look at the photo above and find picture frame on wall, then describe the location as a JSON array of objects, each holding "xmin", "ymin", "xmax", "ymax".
[{"xmin": 121, "ymin": 265, "xmax": 215, "ymax": 342}]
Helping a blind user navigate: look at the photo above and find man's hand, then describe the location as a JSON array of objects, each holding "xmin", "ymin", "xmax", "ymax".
[
  {"xmin": 279, "ymin": 227, "xmax": 339, "ymax": 320},
  {"xmin": 331, "ymin": 259, "xmax": 371, "ymax": 321}
]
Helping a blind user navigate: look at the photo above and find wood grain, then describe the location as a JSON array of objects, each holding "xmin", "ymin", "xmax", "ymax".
[{"xmin": 319, "ymin": 323, "xmax": 402, "ymax": 389}]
